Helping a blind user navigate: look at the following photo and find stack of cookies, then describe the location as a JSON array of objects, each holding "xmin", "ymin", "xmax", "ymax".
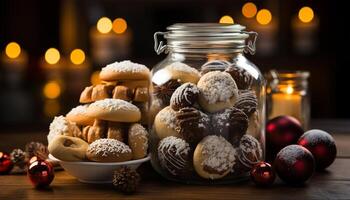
[
  {"xmin": 151, "ymin": 61, "xmax": 263, "ymax": 180},
  {"xmin": 47, "ymin": 60, "xmax": 150, "ymax": 163}
]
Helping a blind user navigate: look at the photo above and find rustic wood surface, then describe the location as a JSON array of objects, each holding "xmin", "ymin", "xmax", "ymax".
[{"xmin": 1, "ymin": 121, "xmax": 350, "ymax": 200}]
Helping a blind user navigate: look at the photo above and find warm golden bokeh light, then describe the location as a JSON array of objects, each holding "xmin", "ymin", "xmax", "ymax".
[
  {"xmin": 97, "ymin": 17, "xmax": 112, "ymax": 34},
  {"xmin": 242, "ymin": 2, "xmax": 257, "ymax": 18},
  {"xmin": 112, "ymin": 18, "xmax": 127, "ymax": 34},
  {"xmin": 5, "ymin": 42, "xmax": 21, "ymax": 59},
  {"xmin": 44, "ymin": 100, "xmax": 61, "ymax": 117},
  {"xmin": 70, "ymin": 49, "xmax": 85, "ymax": 65},
  {"xmin": 298, "ymin": 6, "xmax": 314, "ymax": 23},
  {"xmin": 90, "ymin": 71, "xmax": 101, "ymax": 85},
  {"xmin": 256, "ymin": 9, "xmax": 272, "ymax": 25},
  {"xmin": 286, "ymin": 85, "xmax": 294, "ymax": 95},
  {"xmin": 43, "ymin": 80, "xmax": 61, "ymax": 99},
  {"xmin": 45, "ymin": 48, "xmax": 60, "ymax": 65},
  {"xmin": 219, "ymin": 15, "xmax": 234, "ymax": 24}
]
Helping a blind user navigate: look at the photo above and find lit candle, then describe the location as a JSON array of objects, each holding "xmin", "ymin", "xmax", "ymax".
[
  {"xmin": 1, "ymin": 42, "xmax": 28, "ymax": 85},
  {"xmin": 254, "ymin": 9, "xmax": 277, "ymax": 56},
  {"xmin": 40, "ymin": 48, "xmax": 64, "ymax": 80},
  {"xmin": 90, "ymin": 17, "xmax": 131, "ymax": 65},
  {"xmin": 67, "ymin": 48, "xmax": 90, "ymax": 93},
  {"xmin": 270, "ymin": 85, "xmax": 302, "ymax": 122},
  {"xmin": 292, "ymin": 6, "xmax": 319, "ymax": 54}
]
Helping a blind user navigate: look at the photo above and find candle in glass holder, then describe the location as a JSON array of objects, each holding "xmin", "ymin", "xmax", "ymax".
[
  {"xmin": 266, "ymin": 70, "xmax": 310, "ymax": 129},
  {"xmin": 67, "ymin": 48, "xmax": 90, "ymax": 94},
  {"xmin": 1, "ymin": 42, "xmax": 28, "ymax": 86},
  {"xmin": 40, "ymin": 48, "xmax": 64, "ymax": 80},
  {"xmin": 254, "ymin": 9, "xmax": 277, "ymax": 56}
]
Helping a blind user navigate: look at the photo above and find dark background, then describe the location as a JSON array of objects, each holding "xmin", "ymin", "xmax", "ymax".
[{"xmin": 0, "ymin": 0, "xmax": 340, "ymax": 132}]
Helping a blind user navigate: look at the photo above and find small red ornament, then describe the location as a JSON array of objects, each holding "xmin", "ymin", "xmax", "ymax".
[
  {"xmin": 250, "ymin": 162, "xmax": 275, "ymax": 186},
  {"xmin": 274, "ymin": 145, "xmax": 315, "ymax": 184},
  {"xmin": 27, "ymin": 158, "xmax": 54, "ymax": 188},
  {"xmin": 266, "ymin": 116, "xmax": 304, "ymax": 161},
  {"xmin": 0, "ymin": 152, "xmax": 14, "ymax": 175},
  {"xmin": 298, "ymin": 129, "xmax": 337, "ymax": 170}
]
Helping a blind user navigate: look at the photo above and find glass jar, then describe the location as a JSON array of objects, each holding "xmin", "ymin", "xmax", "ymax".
[
  {"xmin": 266, "ymin": 70, "xmax": 310, "ymax": 129},
  {"xmin": 149, "ymin": 23, "xmax": 265, "ymax": 184}
]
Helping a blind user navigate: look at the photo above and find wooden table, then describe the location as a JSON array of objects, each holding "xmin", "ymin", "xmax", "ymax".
[{"xmin": 1, "ymin": 121, "xmax": 350, "ymax": 200}]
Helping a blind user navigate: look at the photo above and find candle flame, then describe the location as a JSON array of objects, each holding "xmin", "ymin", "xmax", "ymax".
[
  {"xmin": 112, "ymin": 18, "xmax": 127, "ymax": 34},
  {"xmin": 219, "ymin": 15, "xmax": 234, "ymax": 24},
  {"xmin": 5, "ymin": 42, "xmax": 21, "ymax": 59},
  {"xmin": 286, "ymin": 85, "xmax": 294, "ymax": 94},
  {"xmin": 242, "ymin": 2, "xmax": 257, "ymax": 18},
  {"xmin": 256, "ymin": 9, "xmax": 272, "ymax": 25},
  {"xmin": 45, "ymin": 48, "xmax": 60, "ymax": 65},
  {"xmin": 70, "ymin": 49, "xmax": 85, "ymax": 65},
  {"xmin": 97, "ymin": 17, "xmax": 112, "ymax": 34},
  {"xmin": 298, "ymin": 7, "xmax": 314, "ymax": 23}
]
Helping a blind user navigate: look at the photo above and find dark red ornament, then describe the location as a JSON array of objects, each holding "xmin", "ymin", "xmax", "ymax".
[
  {"xmin": 27, "ymin": 158, "xmax": 54, "ymax": 188},
  {"xmin": 0, "ymin": 152, "xmax": 14, "ymax": 174},
  {"xmin": 250, "ymin": 162, "xmax": 276, "ymax": 186},
  {"xmin": 298, "ymin": 129, "xmax": 337, "ymax": 170},
  {"xmin": 266, "ymin": 116, "xmax": 304, "ymax": 161},
  {"xmin": 274, "ymin": 145, "xmax": 315, "ymax": 184}
]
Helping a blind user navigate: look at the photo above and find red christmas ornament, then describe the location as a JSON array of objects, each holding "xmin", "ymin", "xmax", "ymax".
[
  {"xmin": 0, "ymin": 152, "xmax": 14, "ymax": 175},
  {"xmin": 250, "ymin": 162, "xmax": 275, "ymax": 186},
  {"xmin": 266, "ymin": 116, "xmax": 304, "ymax": 161},
  {"xmin": 27, "ymin": 158, "xmax": 54, "ymax": 188},
  {"xmin": 298, "ymin": 129, "xmax": 337, "ymax": 170},
  {"xmin": 274, "ymin": 145, "xmax": 315, "ymax": 184}
]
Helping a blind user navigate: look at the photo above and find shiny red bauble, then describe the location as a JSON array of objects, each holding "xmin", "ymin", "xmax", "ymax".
[
  {"xmin": 298, "ymin": 129, "xmax": 337, "ymax": 170},
  {"xmin": 27, "ymin": 158, "xmax": 54, "ymax": 188},
  {"xmin": 274, "ymin": 145, "xmax": 315, "ymax": 184},
  {"xmin": 250, "ymin": 162, "xmax": 276, "ymax": 186},
  {"xmin": 0, "ymin": 152, "xmax": 14, "ymax": 174},
  {"xmin": 266, "ymin": 116, "xmax": 304, "ymax": 160}
]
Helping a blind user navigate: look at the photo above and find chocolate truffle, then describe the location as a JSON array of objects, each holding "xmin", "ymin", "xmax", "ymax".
[
  {"xmin": 225, "ymin": 65, "xmax": 253, "ymax": 90},
  {"xmin": 170, "ymin": 83, "xmax": 199, "ymax": 111},
  {"xmin": 157, "ymin": 136, "xmax": 192, "ymax": 177},
  {"xmin": 175, "ymin": 107, "xmax": 210, "ymax": 144},
  {"xmin": 234, "ymin": 90, "xmax": 258, "ymax": 117},
  {"xmin": 211, "ymin": 107, "xmax": 249, "ymax": 146},
  {"xmin": 237, "ymin": 135, "xmax": 263, "ymax": 171}
]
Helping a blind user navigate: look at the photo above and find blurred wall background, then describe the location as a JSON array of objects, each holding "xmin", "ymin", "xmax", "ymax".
[{"xmin": 0, "ymin": 0, "xmax": 339, "ymax": 132}]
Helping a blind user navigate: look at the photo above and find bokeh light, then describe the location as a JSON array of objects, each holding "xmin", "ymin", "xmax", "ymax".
[
  {"xmin": 97, "ymin": 17, "xmax": 112, "ymax": 34},
  {"xmin": 242, "ymin": 2, "xmax": 257, "ymax": 18},
  {"xmin": 298, "ymin": 7, "xmax": 314, "ymax": 23},
  {"xmin": 112, "ymin": 18, "xmax": 127, "ymax": 34},
  {"xmin": 5, "ymin": 42, "xmax": 21, "ymax": 59},
  {"xmin": 70, "ymin": 49, "xmax": 85, "ymax": 65},
  {"xmin": 45, "ymin": 48, "xmax": 60, "ymax": 65},
  {"xmin": 256, "ymin": 9, "xmax": 272, "ymax": 25},
  {"xmin": 43, "ymin": 80, "xmax": 61, "ymax": 99},
  {"xmin": 219, "ymin": 15, "xmax": 234, "ymax": 24}
]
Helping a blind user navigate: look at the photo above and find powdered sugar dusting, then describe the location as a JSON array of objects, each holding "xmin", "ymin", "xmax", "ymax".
[
  {"xmin": 48, "ymin": 116, "xmax": 71, "ymax": 143},
  {"xmin": 201, "ymin": 135, "xmax": 236, "ymax": 177},
  {"xmin": 157, "ymin": 107, "xmax": 177, "ymax": 129},
  {"xmin": 238, "ymin": 135, "xmax": 263, "ymax": 168},
  {"xmin": 158, "ymin": 136, "xmax": 190, "ymax": 175},
  {"xmin": 67, "ymin": 105, "xmax": 89, "ymax": 116},
  {"xmin": 277, "ymin": 145, "xmax": 307, "ymax": 166},
  {"xmin": 87, "ymin": 138, "xmax": 131, "ymax": 157},
  {"xmin": 170, "ymin": 83, "xmax": 199, "ymax": 106},
  {"xmin": 198, "ymin": 71, "xmax": 238, "ymax": 104},
  {"xmin": 166, "ymin": 62, "xmax": 200, "ymax": 75},
  {"xmin": 90, "ymin": 99, "xmax": 139, "ymax": 112},
  {"xmin": 129, "ymin": 123, "xmax": 148, "ymax": 151},
  {"xmin": 102, "ymin": 60, "xmax": 149, "ymax": 74}
]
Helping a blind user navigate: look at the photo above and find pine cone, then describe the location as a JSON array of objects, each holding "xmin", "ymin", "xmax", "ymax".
[
  {"xmin": 25, "ymin": 142, "xmax": 49, "ymax": 160},
  {"xmin": 113, "ymin": 166, "xmax": 141, "ymax": 193},
  {"xmin": 10, "ymin": 148, "xmax": 27, "ymax": 168}
]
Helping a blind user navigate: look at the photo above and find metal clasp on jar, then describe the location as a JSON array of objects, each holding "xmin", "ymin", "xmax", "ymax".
[
  {"xmin": 242, "ymin": 31, "xmax": 258, "ymax": 55},
  {"xmin": 154, "ymin": 32, "xmax": 168, "ymax": 55}
]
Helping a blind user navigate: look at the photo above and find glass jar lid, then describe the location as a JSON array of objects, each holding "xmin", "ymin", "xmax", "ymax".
[{"xmin": 154, "ymin": 23, "xmax": 257, "ymax": 55}]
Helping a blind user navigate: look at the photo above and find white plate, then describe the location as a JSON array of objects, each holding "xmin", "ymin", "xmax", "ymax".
[{"xmin": 49, "ymin": 154, "xmax": 150, "ymax": 184}]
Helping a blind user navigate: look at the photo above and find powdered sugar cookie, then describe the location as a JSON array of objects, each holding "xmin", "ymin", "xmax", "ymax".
[
  {"xmin": 48, "ymin": 116, "xmax": 81, "ymax": 144},
  {"xmin": 100, "ymin": 60, "xmax": 150, "ymax": 81},
  {"xmin": 128, "ymin": 123, "xmax": 148, "ymax": 159},
  {"xmin": 154, "ymin": 106, "xmax": 180, "ymax": 139},
  {"xmin": 66, "ymin": 105, "xmax": 94, "ymax": 126},
  {"xmin": 197, "ymin": 71, "xmax": 239, "ymax": 113},
  {"xmin": 86, "ymin": 138, "xmax": 132, "ymax": 162}
]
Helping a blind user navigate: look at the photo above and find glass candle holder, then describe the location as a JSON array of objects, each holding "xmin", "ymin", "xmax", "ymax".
[{"xmin": 266, "ymin": 70, "xmax": 310, "ymax": 129}]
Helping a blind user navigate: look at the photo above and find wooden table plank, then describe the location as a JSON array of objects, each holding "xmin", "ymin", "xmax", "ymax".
[{"xmin": 1, "ymin": 158, "xmax": 350, "ymax": 200}]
